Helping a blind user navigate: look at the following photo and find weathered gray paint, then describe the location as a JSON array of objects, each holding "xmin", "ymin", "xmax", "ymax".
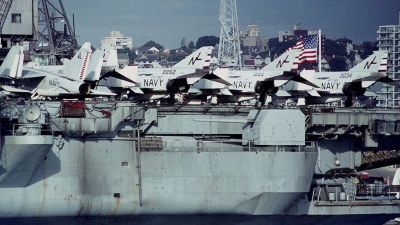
[{"xmin": 0, "ymin": 101, "xmax": 399, "ymax": 217}]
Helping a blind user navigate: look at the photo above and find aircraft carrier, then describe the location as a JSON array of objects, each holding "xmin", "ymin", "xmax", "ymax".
[{"xmin": 0, "ymin": 99, "xmax": 399, "ymax": 224}]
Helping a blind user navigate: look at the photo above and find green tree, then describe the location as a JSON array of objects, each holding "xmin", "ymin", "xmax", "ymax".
[
  {"xmin": 117, "ymin": 47, "xmax": 137, "ymax": 64},
  {"xmin": 195, "ymin": 36, "xmax": 220, "ymax": 49},
  {"xmin": 180, "ymin": 38, "xmax": 187, "ymax": 52},
  {"xmin": 181, "ymin": 38, "xmax": 186, "ymax": 47},
  {"xmin": 268, "ymin": 37, "xmax": 295, "ymax": 60},
  {"xmin": 348, "ymin": 51, "xmax": 356, "ymax": 68},
  {"xmin": 359, "ymin": 41, "xmax": 378, "ymax": 60},
  {"xmin": 187, "ymin": 41, "xmax": 195, "ymax": 51},
  {"xmin": 324, "ymin": 39, "xmax": 347, "ymax": 57},
  {"xmin": 329, "ymin": 57, "xmax": 347, "ymax": 71},
  {"xmin": 142, "ymin": 40, "xmax": 164, "ymax": 51},
  {"xmin": 168, "ymin": 54, "xmax": 186, "ymax": 63}
]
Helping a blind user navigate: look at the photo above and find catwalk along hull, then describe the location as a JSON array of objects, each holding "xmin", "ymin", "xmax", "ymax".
[{"xmin": 0, "ymin": 137, "xmax": 317, "ymax": 217}]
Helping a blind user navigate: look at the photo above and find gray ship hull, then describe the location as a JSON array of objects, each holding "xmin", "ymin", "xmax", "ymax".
[
  {"xmin": 1, "ymin": 101, "xmax": 400, "ymax": 222},
  {"xmin": 0, "ymin": 135, "xmax": 54, "ymax": 188},
  {"xmin": 0, "ymin": 137, "xmax": 317, "ymax": 217}
]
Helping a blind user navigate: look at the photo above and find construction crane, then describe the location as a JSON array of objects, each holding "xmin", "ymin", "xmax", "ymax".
[
  {"xmin": 218, "ymin": 0, "xmax": 242, "ymax": 69},
  {"xmin": 35, "ymin": 0, "xmax": 77, "ymax": 65}
]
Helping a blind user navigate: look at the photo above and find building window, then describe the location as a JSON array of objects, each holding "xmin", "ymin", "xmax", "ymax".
[{"xmin": 12, "ymin": 14, "xmax": 21, "ymax": 23}]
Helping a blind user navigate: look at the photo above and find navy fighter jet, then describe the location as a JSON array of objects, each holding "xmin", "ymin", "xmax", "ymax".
[
  {"xmin": 283, "ymin": 51, "xmax": 400, "ymax": 107},
  {"xmin": 0, "ymin": 43, "xmax": 116, "ymax": 99},
  {"xmin": 99, "ymin": 46, "xmax": 231, "ymax": 103},
  {"xmin": 189, "ymin": 49, "xmax": 318, "ymax": 106}
]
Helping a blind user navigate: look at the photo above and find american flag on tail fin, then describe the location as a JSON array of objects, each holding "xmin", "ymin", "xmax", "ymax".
[{"xmin": 289, "ymin": 34, "xmax": 318, "ymax": 65}]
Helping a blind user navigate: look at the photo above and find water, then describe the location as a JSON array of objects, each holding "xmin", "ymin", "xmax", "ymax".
[{"xmin": 0, "ymin": 214, "xmax": 398, "ymax": 225}]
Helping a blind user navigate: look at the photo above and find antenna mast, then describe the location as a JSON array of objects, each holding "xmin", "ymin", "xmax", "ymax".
[
  {"xmin": 35, "ymin": 0, "xmax": 77, "ymax": 65},
  {"xmin": 218, "ymin": 0, "xmax": 242, "ymax": 69}
]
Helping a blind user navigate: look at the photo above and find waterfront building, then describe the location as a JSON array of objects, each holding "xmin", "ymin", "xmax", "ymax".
[
  {"xmin": 100, "ymin": 31, "xmax": 133, "ymax": 50},
  {"xmin": 376, "ymin": 13, "xmax": 400, "ymax": 107}
]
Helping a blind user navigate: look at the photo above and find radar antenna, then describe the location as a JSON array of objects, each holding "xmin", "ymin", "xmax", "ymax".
[{"xmin": 218, "ymin": 0, "xmax": 242, "ymax": 69}]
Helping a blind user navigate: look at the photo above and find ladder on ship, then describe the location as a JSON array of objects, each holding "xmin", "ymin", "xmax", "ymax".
[{"xmin": 0, "ymin": 0, "xmax": 13, "ymax": 34}]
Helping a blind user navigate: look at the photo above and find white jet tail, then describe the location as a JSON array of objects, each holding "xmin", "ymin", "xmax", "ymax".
[
  {"xmin": 350, "ymin": 51, "xmax": 387, "ymax": 73},
  {"xmin": 172, "ymin": 46, "xmax": 213, "ymax": 69},
  {"xmin": 100, "ymin": 44, "xmax": 119, "ymax": 75},
  {"xmin": 60, "ymin": 42, "xmax": 92, "ymax": 81},
  {"xmin": 85, "ymin": 49, "xmax": 104, "ymax": 82},
  {"xmin": 261, "ymin": 49, "xmax": 300, "ymax": 72},
  {"xmin": 0, "ymin": 45, "xmax": 24, "ymax": 78}
]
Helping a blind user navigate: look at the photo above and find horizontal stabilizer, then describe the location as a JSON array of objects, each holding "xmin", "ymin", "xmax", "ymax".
[
  {"xmin": 265, "ymin": 71, "xmax": 319, "ymax": 88},
  {"xmin": 101, "ymin": 69, "xmax": 136, "ymax": 84},
  {"xmin": 275, "ymin": 90, "xmax": 291, "ymax": 97},
  {"xmin": 129, "ymin": 86, "xmax": 144, "ymax": 94},
  {"xmin": 187, "ymin": 87, "xmax": 202, "ymax": 94},
  {"xmin": 202, "ymin": 67, "xmax": 231, "ymax": 85},
  {"xmin": 20, "ymin": 72, "xmax": 47, "ymax": 79},
  {"xmin": 175, "ymin": 68, "xmax": 231, "ymax": 86},
  {"xmin": 89, "ymin": 89, "xmax": 117, "ymax": 96},
  {"xmin": 374, "ymin": 75, "xmax": 400, "ymax": 88},
  {"xmin": 175, "ymin": 69, "xmax": 209, "ymax": 85},
  {"xmin": 290, "ymin": 73, "xmax": 320, "ymax": 88},
  {"xmin": 307, "ymin": 90, "xmax": 321, "ymax": 97},
  {"xmin": 1, "ymin": 85, "xmax": 30, "ymax": 93},
  {"xmin": 364, "ymin": 91, "xmax": 379, "ymax": 97},
  {"xmin": 219, "ymin": 88, "xmax": 233, "ymax": 96},
  {"xmin": 41, "ymin": 87, "xmax": 70, "ymax": 96},
  {"xmin": 353, "ymin": 73, "xmax": 400, "ymax": 88},
  {"xmin": 201, "ymin": 73, "xmax": 231, "ymax": 85}
]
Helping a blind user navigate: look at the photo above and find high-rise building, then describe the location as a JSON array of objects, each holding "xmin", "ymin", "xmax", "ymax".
[
  {"xmin": 100, "ymin": 31, "xmax": 133, "ymax": 49},
  {"xmin": 376, "ymin": 12, "xmax": 400, "ymax": 107},
  {"xmin": 240, "ymin": 24, "xmax": 267, "ymax": 49},
  {"xmin": 279, "ymin": 24, "xmax": 319, "ymax": 42}
]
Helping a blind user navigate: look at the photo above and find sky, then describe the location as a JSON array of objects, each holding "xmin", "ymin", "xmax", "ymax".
[{"xmin": 61, "ymin": 0, "xmax": 400, "ymax": 49}]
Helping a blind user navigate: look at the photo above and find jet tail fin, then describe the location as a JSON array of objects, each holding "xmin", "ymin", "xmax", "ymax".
[
  {"xmin": 100, "ymin": 44, "xmax": 119, "ymax": 76},
  {"xmin": 0, "ymin": 45, "xmax": 24, "ymax": 78},
  {"xmin": 350, "ymin": 51, "xmax": 387, "ymax": 73},
  {"xmin": 60, "ymin": 42, "xmax": 92, "ymax": 81},
  {"xmin": 172, "ymin": 46, "xmax": 213, "ymax": 69},
  {"xmin": 261, "ymin": 49, "xmax": 300, "ymax": 72},
  {"xmin": 85, "ymin": 48, "xmax": 104, "ymax": 82}
]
